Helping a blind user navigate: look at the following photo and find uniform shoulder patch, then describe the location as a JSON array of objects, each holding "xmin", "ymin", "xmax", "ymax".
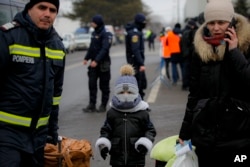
[
  {"xmin": 0, "ymin": 21, "xmax": 20, "ymax": 31},
  {"xmin": 132, "ymin": 35, "xmax": 139, "ymax": 43}
]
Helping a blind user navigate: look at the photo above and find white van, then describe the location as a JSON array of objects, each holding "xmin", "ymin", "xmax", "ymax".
[{"xmin": 0, "ymin": 0, "xmax": 28, "ymax": 25}]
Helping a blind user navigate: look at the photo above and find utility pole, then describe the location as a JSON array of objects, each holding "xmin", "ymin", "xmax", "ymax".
[{"xmin": 177, "ymin": 0, "xmax": 180, "ymax": 22}]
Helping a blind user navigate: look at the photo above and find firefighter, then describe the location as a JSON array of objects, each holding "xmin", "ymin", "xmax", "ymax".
[
  {"xmin": 0, "ymin": 0, "xmax": 65, "ymax": 166},
  {"xmin": 83, "ymin": 14, "xmax": 113, "ymax": 113}
]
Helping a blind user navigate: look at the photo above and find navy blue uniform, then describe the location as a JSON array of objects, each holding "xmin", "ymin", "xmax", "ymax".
[
  {"xmin": 84, "ymin": 25, "xmax": 112, "ymax": 107},
  {"xmin": 0, "ymin": 11, "xmax": 65, "ymax": 166},
  {"xmin": 125, "ymin": 23, "xmax": 146, "ymax": 99}
]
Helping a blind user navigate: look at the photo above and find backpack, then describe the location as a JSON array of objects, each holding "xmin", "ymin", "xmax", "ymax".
[{"xmin": 44, "ymin": 136, "xmax": 93, "ymax": 167}]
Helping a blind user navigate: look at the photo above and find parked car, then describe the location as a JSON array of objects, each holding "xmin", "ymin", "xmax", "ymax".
[
  {"xmin": 0, "ymin": 0, "xmax": 28, "ymax": 25},
  {"xmin": 62, "ymin": 33, "xmax": 76, "ymax": 53},
  {"xmin": 74, "ymin": 33, "xmax": 91, "ymax": 50}
]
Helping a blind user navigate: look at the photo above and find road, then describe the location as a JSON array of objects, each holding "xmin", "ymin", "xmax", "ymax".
[{"xmin": 58, "ymin": 41, "xmax": 188, "ymax": 167}]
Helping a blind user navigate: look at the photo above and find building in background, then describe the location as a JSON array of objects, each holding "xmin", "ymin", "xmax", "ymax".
[{"xmin": 0, "ymin": 0, "xmax": 29, "ymax": 25}]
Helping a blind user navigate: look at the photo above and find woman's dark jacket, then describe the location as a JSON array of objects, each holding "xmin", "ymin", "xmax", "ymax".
[
  {"xmin": 0, "ymin": 11, "xmax": 65, "ymax": 153},
  {"xmin": 179, "ymin": 14, "xmax": 250, "ymax": 150},
  {"xmin": 100, "ymin": 108, "xmax": 156, "ymax": 166}
]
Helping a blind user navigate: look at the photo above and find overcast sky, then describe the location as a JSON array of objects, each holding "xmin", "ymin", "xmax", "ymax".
[
  {"xmin": 142, "ymin": 0, "xmax": 187, "ymax": 24},
  {"xmin": 60, "ymin": 0, "xmax": 187, "ymax": 24}
]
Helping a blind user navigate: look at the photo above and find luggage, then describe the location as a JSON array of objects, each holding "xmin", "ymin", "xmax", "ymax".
[{"xmin": 44, "ymin": 136, "xmax": 93, "ymax": 167}]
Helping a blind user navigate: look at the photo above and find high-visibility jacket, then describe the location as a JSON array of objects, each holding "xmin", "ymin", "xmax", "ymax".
[
  {"xmin": 167, "ymin": 31, "xmax": 181, "ymax": 54},
  {"xmin": 0, "ymin": 11, "xmax": 65, "ymax": 153},
  {"xmin": 160, "ymin": 35, "xmax": 171, "ymax": 58}
]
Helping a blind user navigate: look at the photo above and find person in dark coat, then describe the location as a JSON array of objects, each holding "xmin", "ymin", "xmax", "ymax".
[
  {"xmin": 178, "ymin": 0, "xmax": 250, "ymax": 166},
  {"xmin": 83, "ymin": 14, "xmax": 113, "ymax": 113},
  {"xmin": 180, "ymin": 19, "xmax": 198, "ymax": 90},
  {"xmin": 95, "ymin": 64, "xmax": 156, "ymax": 167},
  {"xmin": 125, "ymin": 13, "xmax": 147, "ymax": 100},
  {"xmin": 167, "ymin": 23, "xmax": 183, "ymax": 85},
  {"xmin": 0, "ymin": 0, "xmax": 65, "ymax": 166}
]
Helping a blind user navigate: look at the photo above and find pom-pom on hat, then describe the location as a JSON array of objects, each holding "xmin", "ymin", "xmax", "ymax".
[
  {"xmin": 25, "ymin": 0, "xmax": 60, "ymax": 12},
  {"xmin": 134, "ymin": 13, "xmax": 146, "ymax": 24},
  {"xmin": 204, "ymin": 0, "xmax": 234, "ymax": 23},
  {"xmin": 92, "ymin": 14, "xmax": 104, "ymax": 26},
  {"xmin": 112, "ymin": 64, "xmax": 141, "ymax": 110}
]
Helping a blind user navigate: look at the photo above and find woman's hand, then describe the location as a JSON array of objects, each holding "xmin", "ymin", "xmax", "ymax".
[
  {"xmin": 178, "ymin": 138, "xmax": 184, "ymax": 145},
  {"xmin": 224, "ymin": 27, "xmax": 238, "ymax": 50}
]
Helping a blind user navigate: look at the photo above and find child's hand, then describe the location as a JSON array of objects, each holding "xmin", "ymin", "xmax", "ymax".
[
  {"xmin": 137, "ymin": 144, "xmax": 147, "ymax": 155},
  {"xmin": 100, "ymin": 147, "xmax": 109, "ymax": 160}
]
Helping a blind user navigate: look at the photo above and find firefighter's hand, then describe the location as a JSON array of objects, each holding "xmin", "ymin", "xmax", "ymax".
[
  {"xmin": 137, "ymin": 144, "xmax": 147, "ymax": 155},
  {"xmin": 90, "ymin": 60, "xmax": 97, "ymax": 68},
  {"xmin": 100, "ymin": 147, "xmax": 109, "ymax": 160},
  {"xmin": 83, "ymin": 60, "xmax": 88, "ymax": 65},
  {"xmin": 139, "ymin": 66, "xmax": 145, "ymax": 72},
  {"xmin": 47, "ymin": 130, "xmax": 58, "ymax": 145}
]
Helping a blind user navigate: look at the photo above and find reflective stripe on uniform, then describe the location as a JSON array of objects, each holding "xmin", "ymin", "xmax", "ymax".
[
  {"xmin": 36, "ymin": 116, "xmax": 50, "ymax": 129},
  {"xmin": 53, "ymin": 96, "xmax": 61, "ymax": 105},
  {"xmin": 9, "ymin": 44, "xmax": 40, "ymax": 57},
  {"xmin": 9, "ymin": 44, "xmax": 65, "ymax": 60},
  {"xmin": 46, "ymin": 48, "xmax": 65, "ymax": 60},
  {"xmin": 0, "ymin": 111, "xmax": 49, "ymax": 128}
]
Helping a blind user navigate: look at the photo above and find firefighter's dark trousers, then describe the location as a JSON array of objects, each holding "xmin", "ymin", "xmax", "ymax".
[{"xmin": 87, "ymin": 66, "xmax": 111, "ymax": 106}]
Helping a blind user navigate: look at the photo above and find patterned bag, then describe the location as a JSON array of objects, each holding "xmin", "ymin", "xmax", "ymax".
[{"xmin": 44, "ymin": 136, "xmax": 93, "ymax": 167}]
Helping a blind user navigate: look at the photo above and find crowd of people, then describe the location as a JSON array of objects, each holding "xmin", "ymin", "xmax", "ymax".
[
  {"xmin": 1, "ymin": 0, "xmax": 250, "ymax": 166},
  {"xmin": 158, "ymin": 16, "xmax": 200, "ymax": 90}
]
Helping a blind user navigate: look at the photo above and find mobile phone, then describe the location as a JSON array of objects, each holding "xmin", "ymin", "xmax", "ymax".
[{"xmin": 225, "ymin": 17, "xmax": 236, "ymax": 39}]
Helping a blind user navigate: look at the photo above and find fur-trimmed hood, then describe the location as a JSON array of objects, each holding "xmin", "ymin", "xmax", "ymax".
[{"xmin": 194, "ymin": 14, "xmax": 250, "ymax": 63}]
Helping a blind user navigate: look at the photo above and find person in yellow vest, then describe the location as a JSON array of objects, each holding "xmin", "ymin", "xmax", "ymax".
[{"xmin": 146, "ymin": 29, "xmax": 156, "ymax": 51}]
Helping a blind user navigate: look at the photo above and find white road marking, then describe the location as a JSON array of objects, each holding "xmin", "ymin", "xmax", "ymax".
[{"xmin": 147, "ymin": 67, "xmax": 166, "ymax": 103}]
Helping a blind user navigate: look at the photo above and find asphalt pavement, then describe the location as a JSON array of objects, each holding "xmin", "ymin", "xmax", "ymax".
[{"xmin": 58, "ymin": 42, "xmax": 189, "ymax": 167}]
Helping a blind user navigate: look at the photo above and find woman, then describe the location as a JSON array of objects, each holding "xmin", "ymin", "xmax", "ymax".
[{"xmin": 178, "ymin": 0, "xmax": 250, "ymax": 166}]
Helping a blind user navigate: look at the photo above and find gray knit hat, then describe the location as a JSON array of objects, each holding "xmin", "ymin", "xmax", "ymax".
[
  {"xmin": 112, "ymin": 64, "xmax": 141, "ymax": 109},
  {"xmin": 204, "ymin": 0, "xmax": 234, "ymax": 23}
]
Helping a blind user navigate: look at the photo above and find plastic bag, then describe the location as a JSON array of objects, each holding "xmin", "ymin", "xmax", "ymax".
[
  {"xmin": 172, "ymin": 150, "xmax": 198, "ymax": 167},
  {"xmin": 150, "ymin": 135, "xmax": 178, "ymax": 162}
]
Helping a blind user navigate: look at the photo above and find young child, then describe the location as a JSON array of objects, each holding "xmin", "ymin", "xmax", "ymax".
[{"xmin": 95, "ymin": 64, "xmax": 156, "ymax": 167}]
